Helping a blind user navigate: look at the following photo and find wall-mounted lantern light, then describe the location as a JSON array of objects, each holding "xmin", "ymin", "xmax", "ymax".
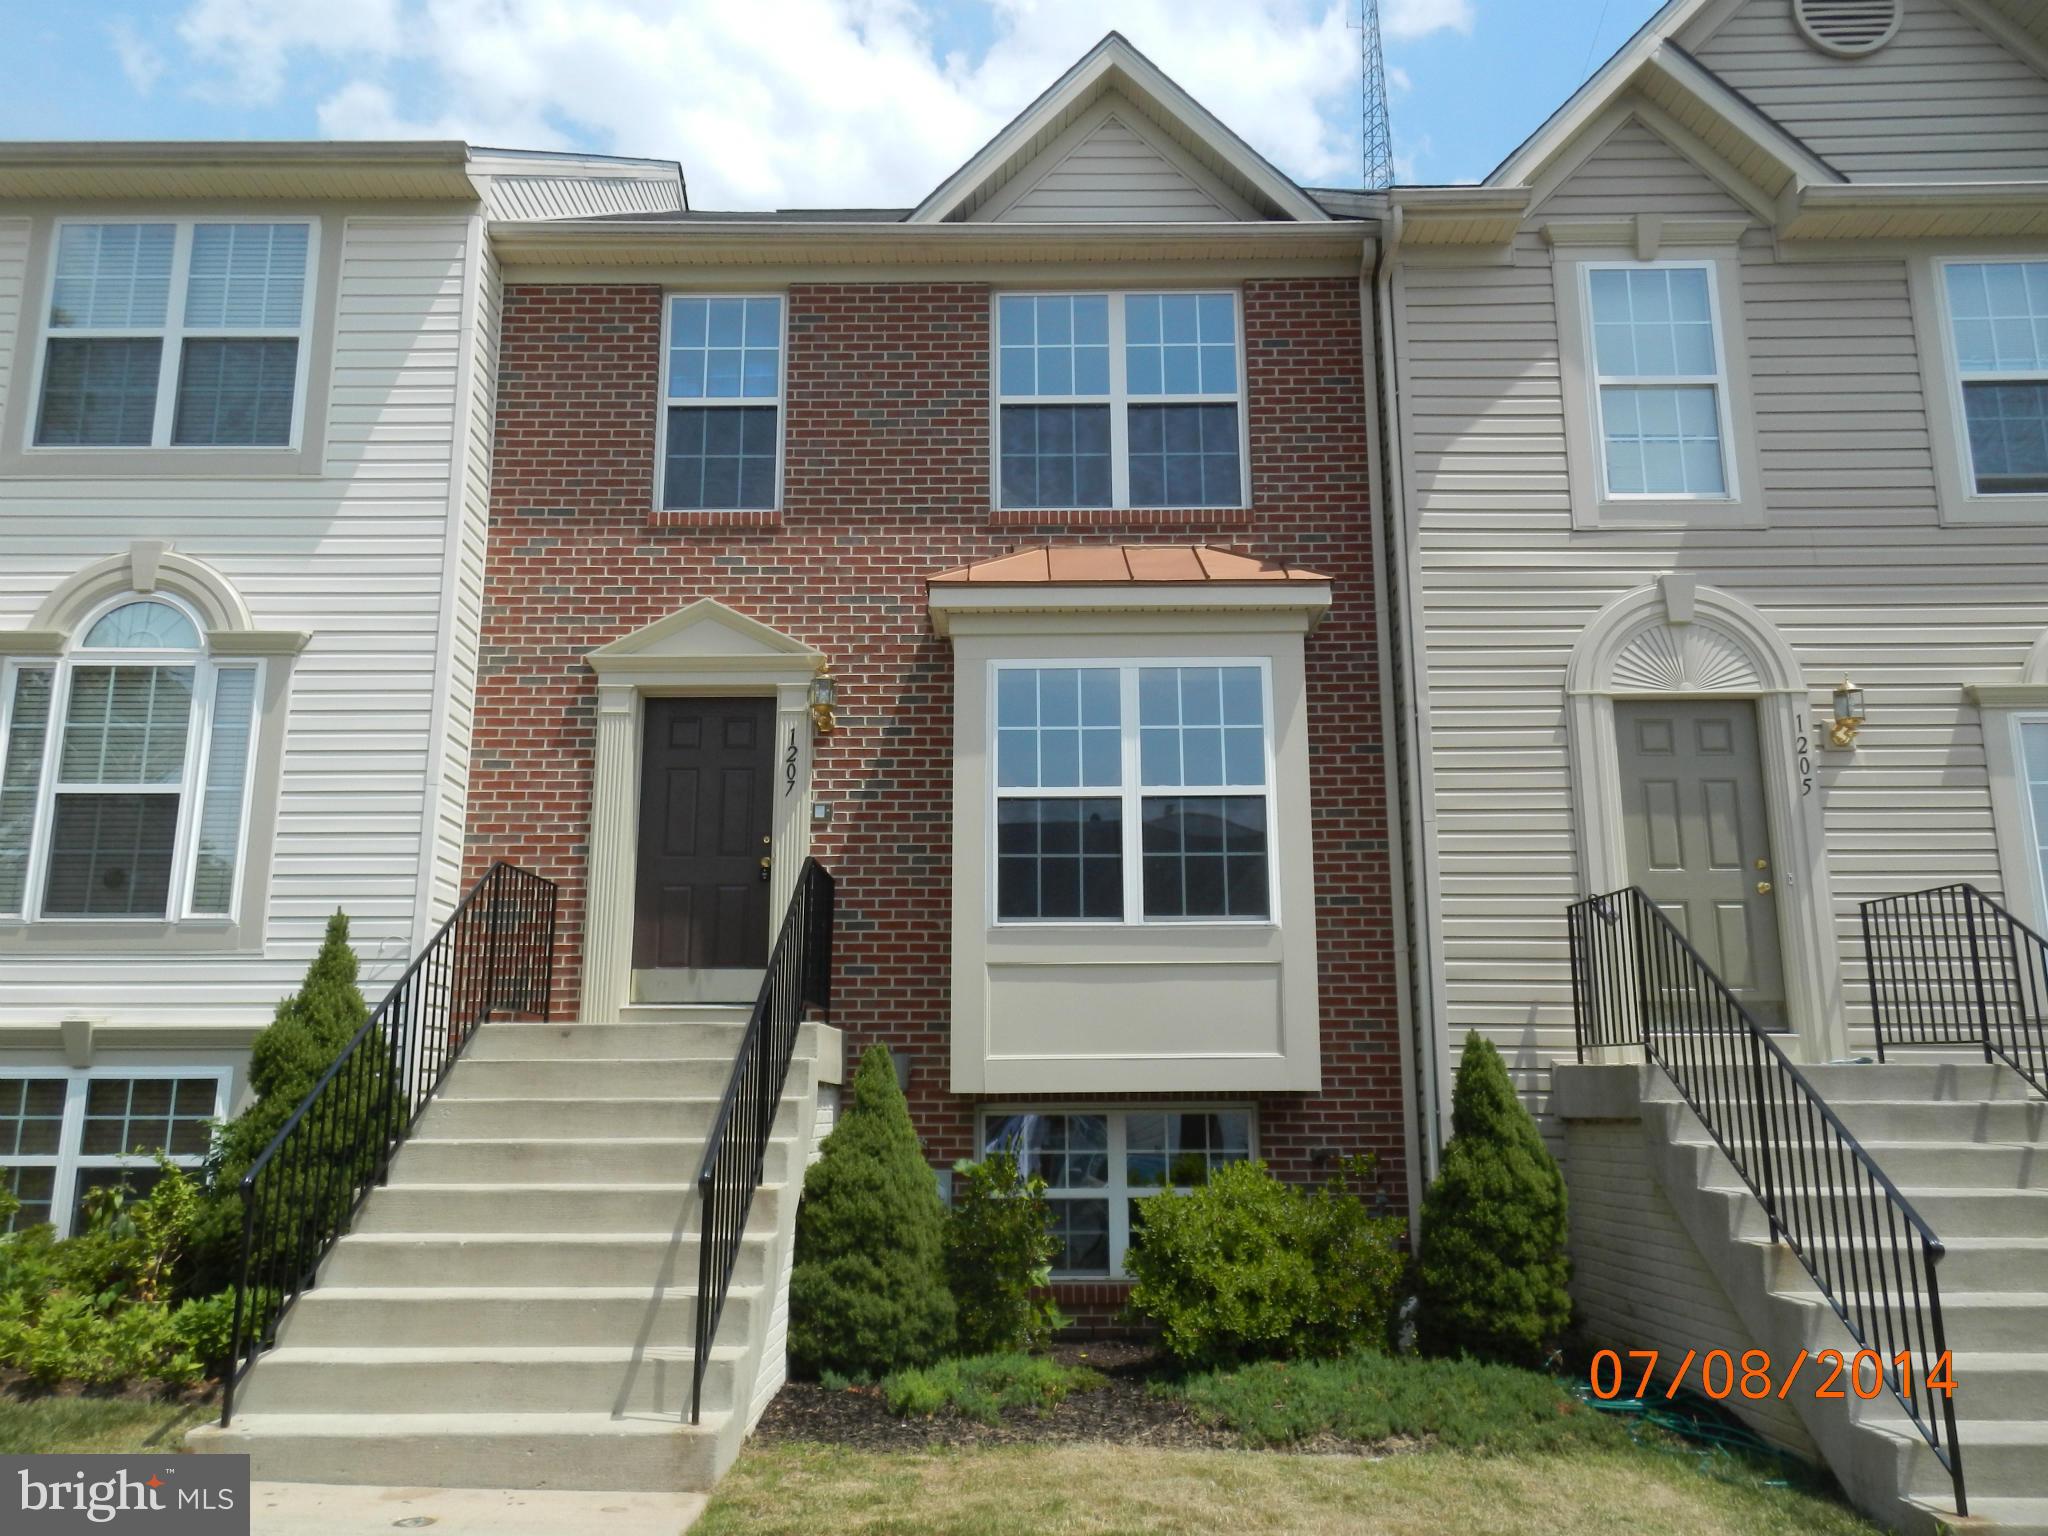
[
  {"xmin": 809, "ymin": 665, "xmax": 838, "ymax": 734},
  {"xmin": 1828, "ymin": 678, "xmax": 1865, "ymax": 750}
]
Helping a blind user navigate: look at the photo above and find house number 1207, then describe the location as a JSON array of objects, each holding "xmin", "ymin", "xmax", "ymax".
[{"xmin": 785, "ymin": 727, "xmax": 800, "ymax": 795}]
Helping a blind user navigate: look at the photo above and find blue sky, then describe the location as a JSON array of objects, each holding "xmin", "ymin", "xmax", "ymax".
[{"xmin": 0, "ymin": 1, "xmax": 1668, "ymax": 204}]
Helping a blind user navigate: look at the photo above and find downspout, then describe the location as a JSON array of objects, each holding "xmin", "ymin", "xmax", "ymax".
[{"xmin": 1368, "ymin": 205, "xmax": 1446, "ymax": 1212}]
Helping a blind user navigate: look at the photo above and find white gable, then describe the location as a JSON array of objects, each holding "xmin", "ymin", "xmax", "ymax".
[{"xmin": 972, "ymin": 102, "xmax": 1255, "ymax": 224}]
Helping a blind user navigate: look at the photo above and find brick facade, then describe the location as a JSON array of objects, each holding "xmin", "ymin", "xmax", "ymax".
[{"xmin": 466, "ymin": 277, "xmax": 1406, "ymax": 1252}]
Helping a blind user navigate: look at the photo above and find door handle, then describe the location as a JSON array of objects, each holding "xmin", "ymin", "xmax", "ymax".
[
  {"xmin": 1756, "ymin": 881, "xmax": 1773, "ymax": 895},
  {"xmin": 760, "ymin": 855, "xmax": 773, "ymax": 882}
]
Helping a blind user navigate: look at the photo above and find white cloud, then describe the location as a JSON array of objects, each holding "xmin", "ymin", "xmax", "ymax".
[
  {"xmin": 1386, "ymin": 63, "xmax": 1412, "ymax": 93},
  {"xmin": 170, "ymin": 0, "xmax": 1372, "ymax": 207},
  {"xmin": 108, "ymin": 19, "xmax": 166, "ymax": 95},
  {"xmin": 1382, "ymin": 0, "xmax": 1473, "ymax": 40}
]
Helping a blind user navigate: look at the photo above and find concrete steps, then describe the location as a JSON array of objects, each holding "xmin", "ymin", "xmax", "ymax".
[
  {"xmin": 189, "ymin": 1012, "xmax": 841, "ymax": 1493},
  {"xmin": 1630, "ymin": 1060, "xmax": 2048, "ymax": 1532}
]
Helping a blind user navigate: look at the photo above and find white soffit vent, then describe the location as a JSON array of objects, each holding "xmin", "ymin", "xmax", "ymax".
[{"xmin": 1793, "ymin": 0, "xmax": 1903, "ymax": 57}]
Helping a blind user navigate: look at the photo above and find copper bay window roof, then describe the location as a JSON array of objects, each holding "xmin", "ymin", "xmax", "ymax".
[{"xmin": 926, "ymin": 544, "xmax": 1329, "ymax": 586}]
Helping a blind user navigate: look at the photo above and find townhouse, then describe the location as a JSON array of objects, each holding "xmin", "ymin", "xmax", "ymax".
[
  {"xmin": 0, "ymin": 143, "xmax": 682, "ymax": 1234},
  {"xmin": 1377, "ymin": 1, "xmax": 2048, "ymax": 1527}
]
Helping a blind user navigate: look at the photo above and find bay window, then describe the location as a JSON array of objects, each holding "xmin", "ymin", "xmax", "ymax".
[
  {"xmin": 980, "ymin": 1108, "xmax": 1253, "ymax": 1277},
  {"xmin": 1941, "ymin": 260, "xmax": 2048, "ymax": 496},
  {"xmin": 995, "ymin": 291, "xmax": 1245, "ymax": 510},
  {"xmin": 993, "ymin": 661, "xmax": 1273, "ymax": 925},
  {"xmin": 0, "ymin": 596, "xmax": 259, "ymax": 922},
  {"xmin": 32, "ymin": 219, "xmax": 313, "ymax": 449}
]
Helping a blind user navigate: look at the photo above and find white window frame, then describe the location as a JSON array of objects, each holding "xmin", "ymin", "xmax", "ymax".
[
  {"xmin": 2014, "ymin": 711, "xmax": 2048, "ymax": 920},
  {"xmin": 977, "ymin": 1104, "xmax": 1257, "ymax": 1279},
  {"xmin": 1, "ymin": 592, "xmax": 263, "ymax": 925},
  {"xmin": 24, "ymin": 216, "xmax": 318, "ymax": 454},
  {"xmin": 1934, "ymin": 256, "xmax": 2048, "ymax": 502},
  {"xmin": 990, "ymin": 289, "xmax": 1251, "ymax": 511},
  {"xmin": 654, "ymin": 291, "xmax": 789, "ymax": 514},
  {"xmin": 1580, "ymin": 258, "xmax": 1740, "ymax": 504},
  {"xmin": 0, "ymin": 1065, "xmax": 231, "ymax": 1239},
  {"xmin": 986, "ymin": 657, "xmax": 1278, "ymax": 930}
]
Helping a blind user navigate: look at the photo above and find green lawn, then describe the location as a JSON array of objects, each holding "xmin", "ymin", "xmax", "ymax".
[
  {"xmin": 0, "ymin": 1394, "xmax": 211, "ymax": 1456},
  {"xmin": 697, "ymin": 1441, "xmax": 1881, "ymax": 1536}
]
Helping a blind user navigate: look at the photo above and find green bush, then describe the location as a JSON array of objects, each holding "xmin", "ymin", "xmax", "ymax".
[
  {"xmin": 945, "ymin": 1152, "xmax": 1064, "ymax": 1357},
  {"xmin": 881, "ymin": 1353, "xmax": 1106, "ymax": 1424},
  {"xmin": 788, "ymin": 1044, "xmax": 955, "ymax": 1377},
  {"xmin": 1125, "ymin": 1156, "xmax": 1405, "ymax": 1370},
  {"xmin": 1413, "ymin": 1033, "xmax": 1572, "ymax": 1366},
  {"xmin": 0, "ymin": 1168, "xmax": 211, "ymax": 1388},
  {"xmin": 1172, "ymin": 1354, "xmax": 1615, "ymax": 1452},
  {"xmin": 185, "ymin": 910, "xmax": 380, "ymax": 1299}
]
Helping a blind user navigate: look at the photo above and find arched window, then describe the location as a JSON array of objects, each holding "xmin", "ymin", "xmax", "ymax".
[{"xmin": 0, "ymin": 594, "xmax": 259, "ymax": 920}]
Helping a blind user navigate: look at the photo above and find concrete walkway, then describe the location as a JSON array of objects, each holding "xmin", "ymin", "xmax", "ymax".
[{"xmin": 248, "ymin": 1482, "xmax": 706, "ymax": 1535}]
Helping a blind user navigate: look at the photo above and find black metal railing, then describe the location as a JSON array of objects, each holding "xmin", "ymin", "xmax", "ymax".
[
  {"xmin": 1569, "ymin": 887, "xmax": 1965, "ymax": 1516},
  {"xmin": 691, "ymin": 858, "xmax": 834, "ymax": 1424},
  {"xmin": 220, "ymin": 861, "xmax": 558, "ymax": 1425},
  {"xmin": 1862, "ymin": 883, "xmax": 2048, "ymax": 1098}
]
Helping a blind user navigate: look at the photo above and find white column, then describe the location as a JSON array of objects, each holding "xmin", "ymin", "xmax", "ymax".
[
  {"xmin": 579, "ymin": 681, "xmax": 642, "ymax": 1022},
  {"xmin": 768, "ymin": 681, "xmax": 815, "ymax": 927}
]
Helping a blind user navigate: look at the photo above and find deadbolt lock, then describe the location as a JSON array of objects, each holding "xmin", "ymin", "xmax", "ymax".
[
  {"xmin": 1756, "ymin": 881, "xmax": 1773, "ymax": 895},
  {"xmin": 1754, "ymin": 858, "xmax": 1769, "ymax": 871}
]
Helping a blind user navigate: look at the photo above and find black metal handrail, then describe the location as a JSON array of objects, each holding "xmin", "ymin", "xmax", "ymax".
[
  {"xmin": 220, "ymin": 860, "xmax": 558, "ymax": 1425},
  {"xmin": 691, "ymin": 858, "xmax": 834, "ymax": 1424},
  {"xmin": 1862, "ymin": 883, "xmax": 2048, "ymax": 1098},
  {"xmin": 1568, "ymin": 887, "xmax": 1965, "ymax": 1517}
]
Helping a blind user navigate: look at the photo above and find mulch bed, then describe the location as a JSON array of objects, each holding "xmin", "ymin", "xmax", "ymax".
[{"xmin": 753, "ymin": 1342, "xmax": 1415, "ymax": 1457}]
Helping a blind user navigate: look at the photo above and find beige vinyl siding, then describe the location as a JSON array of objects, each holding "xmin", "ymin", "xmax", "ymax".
[
  {"xmin": 1536, "ymin": 119, "xmax": 1753, "ymax": 220},
  {"xmin": 0, "ymin": 219, "xmax": 24, "ymax": 425},
  {"xmin": 1397, "ymin": 142, "xmax": 2047, "ymax": 1127},
  {"xmin": 0, "ymin": 213, "xmax": 477, "ymax": 1027},
  {"xmin": 1688, "ymin": 0, "xmax": 2048, "ymax": 181},
  {"xmin": 993, "ymin": 115, "xmax": 1232, "ymax": 222},
  {"xmin": 483, "ymin": 175, "xmax": 683, "ymax": 222}
]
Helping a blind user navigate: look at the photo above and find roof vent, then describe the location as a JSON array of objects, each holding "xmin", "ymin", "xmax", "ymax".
[{"xmin": 1793, "ymin": 0, "xmax": 1902, "ymax": 57}]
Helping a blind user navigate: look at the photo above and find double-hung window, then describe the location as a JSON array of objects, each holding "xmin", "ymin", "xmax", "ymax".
[
  {"xmin": 0, "ymin": 1069, "xmax": 227, "ymax": 1236},
  {"xmin": 1585, "ymin": 262, "xmax": 1733, "ymax": 498},
  {"xmin": 661, "ymin": 295, "xmax": 784, "ymax": 511},
  {"xmin": 33, "ymin": 219, "xmax": 313, "ymax": 449},
  {"xmin": 0, "ymin": 597, "xmax": 259, "ymax": 922},
  {"xmin": 979, "ymin": 1108, "xmax": 1253, "ymax": 1277},
  {"xmin": 995, "ymin": 291, "xmax": 1245, "ymax": 510},
  {"xmin": 1941, "ymin": 261, "xmax": 2048, "ymax": 495},
  {"xmin": 993, "ymin": 661, "xmax": 1273, "ymax": 924}
]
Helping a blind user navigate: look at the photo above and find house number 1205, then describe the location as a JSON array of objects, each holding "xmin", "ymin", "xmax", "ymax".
[{"xmin": 1793, "ymin": 715, "xmax": 1812, "ymax": 796}]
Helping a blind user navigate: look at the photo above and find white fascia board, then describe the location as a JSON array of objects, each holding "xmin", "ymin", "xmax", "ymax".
[{"xmin": 927, "ymin": 583, "xmax": 1333, "ymax": 637}]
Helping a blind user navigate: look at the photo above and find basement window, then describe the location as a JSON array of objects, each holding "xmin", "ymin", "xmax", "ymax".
[
  {"xmin": 0, "ymin": 1069, "xmax": 228, "ymax": 1237},
  {"xmin": 979, "ymin": 1107, "xmax": 1253, "ymax": 1277}
]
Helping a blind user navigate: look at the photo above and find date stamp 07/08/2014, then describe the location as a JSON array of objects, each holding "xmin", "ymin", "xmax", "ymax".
[{"xmin": 1589, "ymin": 1347, "xmax": 1958, "ymax": 1405}]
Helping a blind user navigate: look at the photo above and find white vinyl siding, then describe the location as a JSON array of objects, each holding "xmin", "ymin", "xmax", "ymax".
[
  {"xmin": 1687, "ymin": 0, "xmax": 2048, "ymax": 182},
  {"xmin": 0, "ymin": 213, "xmax": 480, "ymax": 1024},
  {"xmin": 0, "ymin": 218, "xmax": 27, "ymax": 426}
]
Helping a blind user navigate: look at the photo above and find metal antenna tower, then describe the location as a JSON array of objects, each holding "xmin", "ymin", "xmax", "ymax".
[{"xmin": 1361, "ymin": 0, "xmax": 1394, "ymax": 190}]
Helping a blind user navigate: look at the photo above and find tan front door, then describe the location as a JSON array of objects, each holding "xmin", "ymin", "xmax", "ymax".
[{"xmin": 1615, "ymin": 698, "xmax": 1786, "ymax": 1029}]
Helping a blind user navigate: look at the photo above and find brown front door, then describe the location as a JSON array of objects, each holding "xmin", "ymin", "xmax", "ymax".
[{"xmin": 632, "ymin": 697, "xmax": 775, "ymax": 995}]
